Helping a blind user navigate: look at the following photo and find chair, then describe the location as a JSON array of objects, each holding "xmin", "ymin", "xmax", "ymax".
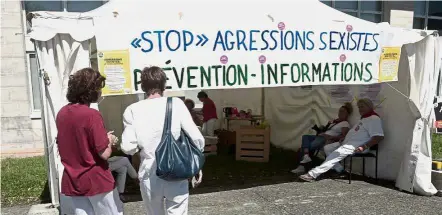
[{"xmin": 344, "ymin": 144, "xmax": 379, "ymax": 184}]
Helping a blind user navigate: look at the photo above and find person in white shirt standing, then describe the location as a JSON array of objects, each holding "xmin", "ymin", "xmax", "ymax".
[
  {"xmin": 291, "ymin": 102, "xmax": 353, "ymax": 174},
  {"xmin": 120, "ymin": 67, "xmax": 204, "ymax": 215},
  {"xmin": 299, "ymin": 98, "xmax": 384, "ymax": 182}
]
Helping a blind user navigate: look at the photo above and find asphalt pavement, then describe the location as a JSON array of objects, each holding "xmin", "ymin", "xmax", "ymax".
[
  {"xmin": 3, "ymin": 178, "xmax": 441, "ymax": 215},
  {"xmin": 125, "ymin": 179, "xmax": 441, "ymax": 215}
]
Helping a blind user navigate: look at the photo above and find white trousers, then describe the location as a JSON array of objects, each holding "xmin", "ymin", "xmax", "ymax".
[
  {"xmin": 70, "ymin": 188, "xmax": 124, "ymax": 215},
  {"xmin": 309, "ymin": 141, "xmax": 367, "ymax": 178},
  {"xmin": 202, "ymin": 119, "xmax": 216, "ymax": 136},
  {"xmin": 140, "ymin": 173, "xmax": 189, "ymax": 215},
  {"xmin": 323, "ymin": 142, "xmax": 345, "ymax": 173},
  {"xmin": 109, "ymin": 156, "xmax": 138, "ymax": 193}
]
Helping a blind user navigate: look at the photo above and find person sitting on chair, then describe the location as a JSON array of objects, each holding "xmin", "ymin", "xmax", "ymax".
[
  {"xmin": 291, "ymin": 102, "xmax": 353, "ymax": 174},
  {"xmin": 299, "ymin": 98, "xmax": 384, "ymax": 182},
  {"xmin": 108, "ymin": 153, "xmax": 138, "ymax": 202}
]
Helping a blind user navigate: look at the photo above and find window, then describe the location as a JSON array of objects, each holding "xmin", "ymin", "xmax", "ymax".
[
  {"xmin": 320, "ymin": 0, "xmax": 383, "ymax": 23},
  {"xmin": 26, "ymin": 53, "xmax": 42, "ymax": 118},
  {"xmin": 414, "ymin": 1, "xmax": 442, "ymax": 33},
  {"xmin": 22, "ymin": 0, "xmax": 107, "ymax": 118}
]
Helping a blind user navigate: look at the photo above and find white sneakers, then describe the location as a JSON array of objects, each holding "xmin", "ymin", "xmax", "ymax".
[
  {"xmin": 291, "ymin": 166, "xmax": 305, "ymax": 174},
  {"xmin": 291, "ymin": 154, "xmax": 313, "ymax": 174},
  {"xmin": 300, "ymin": 154, "xmax": 312, "ymax": 164}
]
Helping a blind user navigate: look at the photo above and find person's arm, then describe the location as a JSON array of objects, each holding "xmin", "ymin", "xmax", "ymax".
[
  {"xmin": 355, "ymin": 117, "xmax": 384, "ymax": 152},
  {"xmin": 177, "ymin": 98, "xmax": 205, "ymax": 151},
  {"xmin": 89, "ymin": 111, "xmax": 113, "ymax": 160},
  {"xmin": 121, "ymin": 106, "xmax": 140, "ymax": 155}
]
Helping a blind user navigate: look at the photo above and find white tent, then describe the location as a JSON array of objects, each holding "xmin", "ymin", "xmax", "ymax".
[{"xmin": 28, "ymin": 0, "xmax": 441, "ymax": 212}]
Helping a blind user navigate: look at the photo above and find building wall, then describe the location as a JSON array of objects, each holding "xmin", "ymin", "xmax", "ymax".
[{"xmin": 1, "ymin": 0, "xmax": 44, "ymax": 158}]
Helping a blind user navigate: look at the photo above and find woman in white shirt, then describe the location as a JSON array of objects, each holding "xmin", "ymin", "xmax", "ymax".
[
  {"xmin": 120, "ymin": 66, "xmax": 204, "ymax": 215},
  {"xmin": 291, "ymin": 102, "xmax": 353, "ymax": 174},
  {"xmin": 299, "ymin": 98, "xmax": 384, "ymax": 182}
]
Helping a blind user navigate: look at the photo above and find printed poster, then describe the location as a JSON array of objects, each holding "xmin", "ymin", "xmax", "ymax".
[
  {"xmin": 379, "ymin": 47, "xmax": 401, "ymax": 82},
  {"xmin": 98, "ymin": 50, "xmax": 132, "ymax": 96}
]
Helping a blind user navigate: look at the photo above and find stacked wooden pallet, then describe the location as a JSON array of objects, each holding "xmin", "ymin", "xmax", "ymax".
[
  {"xmin": 235, "ymin": 126, "xmax": 270, "ymax": 162},
  {"xmin": 204, "ymin": 136, "xmax": 218, "ymax": 156}
]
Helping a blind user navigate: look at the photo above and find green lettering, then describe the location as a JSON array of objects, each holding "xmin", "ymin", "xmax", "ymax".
[
  {"xmin": 290, "ymin": 63, "xmax": 301, "ymax": 83},
  {"xmin": 163, "ymin": 67, "xmax": 172, "ymax": 89},
  {"xmin": 200, "ymin": 66, "xmax": 211, "ymax": 87},
  {"xmin": 332, "ymin": 63, "xmax": 339, "ymax": 81},
  {"xmin": 312, "ymin": 63, "xmax": 321, "ymax": 82},
  {"xmin": 363, "ymin": 63, "xmax": 373, "ymax": 82},
  {"xmin": 301, "ymin": 63, "xmax": 310, "ymax": 82},
  {"xmin": 173, "ymin": 67, "xmax": 185, "ymax": 88},
  {"xmin": 280, "ymin": 64, "xmax": 289, "ymax": 84},
  {"xmin": 212, "ymin": 65, "xmax": 222, "ymax": 86},
  {"xmin": 226, "ymin": 65, "xmax": 237, "ymax": 86},
  {"xmin": 187, "ymin": 66, "xmax": 198, "ymax": 88},
  {"xmin": 322, "ymin": 63, "xmax": 331, "ymax": 82},
  {"xmin": 344, "ymin": 63, "xmax": 352, "ymax": 82},
  {"xmin": 237, "ymin": 65, "xmax": 248, "ymax": 85},
  {"xmin": 261, "ymin": 64, "xmax": 265, "ymax": 85},
  {"xmin": 354, "ymin": 63, "xmax": 363, "ymax": 81},
  {"xmin": 267, "ymin": 64, "xmax": 278, "ymax": 84},
  {"xmin": 133, "ymin": 69, "xmax": 142, "ymax": 91}
]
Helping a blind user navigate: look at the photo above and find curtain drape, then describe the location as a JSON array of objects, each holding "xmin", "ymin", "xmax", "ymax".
[{"xmin": 35, "ymin": 34, "xmax": 90, "ymax": 213}]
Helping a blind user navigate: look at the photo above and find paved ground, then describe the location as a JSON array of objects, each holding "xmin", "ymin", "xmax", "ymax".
[
  {"xmin": 3, "ymin": 179, "xmax": 441, "ymax": 215},
  {"xmin": 126, "ymin": 178, "xmax": 441, "ymax": 215}
]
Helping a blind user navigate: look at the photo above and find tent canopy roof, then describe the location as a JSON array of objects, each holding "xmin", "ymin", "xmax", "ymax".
[{"xmin": 28, "ymin": 0, "xmax": 433, "ymax": 43}]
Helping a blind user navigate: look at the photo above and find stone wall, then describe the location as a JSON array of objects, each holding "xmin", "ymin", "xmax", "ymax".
[{"xmin": 1, "ymin": 0, "xmax": 44, "ymax": 157}]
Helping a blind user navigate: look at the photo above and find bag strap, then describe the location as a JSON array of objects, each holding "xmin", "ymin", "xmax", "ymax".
[{"xmin": 162, "ymin": 97, "xmax": 173, "ymax": 136}]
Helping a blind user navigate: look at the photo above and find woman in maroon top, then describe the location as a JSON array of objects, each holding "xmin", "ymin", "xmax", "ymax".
[
  {"xmin": 197, "ymin": 91, "xmax": 218, "ymax": 136},
  {"xmin": 56, "ymin": 68, "xmax": 123, "ymax": 215}
]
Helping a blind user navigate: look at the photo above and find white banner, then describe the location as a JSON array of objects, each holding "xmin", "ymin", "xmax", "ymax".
[{"xmin": 94, "ymin": 1, "xmax": 397, "ymax": 96}]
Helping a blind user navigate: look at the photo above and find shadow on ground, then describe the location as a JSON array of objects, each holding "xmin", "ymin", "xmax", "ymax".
[{"xmin": 122, "ymin": 146, "xmax": 398, "ymax": 203}]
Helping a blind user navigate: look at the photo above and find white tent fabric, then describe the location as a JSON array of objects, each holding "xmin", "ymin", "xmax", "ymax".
[
  {"xmin": 395, "ymin": 36, "xmax": 440, "ymax": 195},
  {"xmin": 28, "ymin": 2, "xmax": 441, "ymax": 211},
  {"xmin": 34, "ymin": 34, "xmax": 91, "ymax": 211},
  {"xmin": 29, "ymin": 12, "xmax": 94, "ymax": 42}
]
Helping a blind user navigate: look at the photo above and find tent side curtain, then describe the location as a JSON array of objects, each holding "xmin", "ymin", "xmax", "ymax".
[
  {"xmin": 395, "ymin": 35, "xmax": 440, "ymax": 196},
  {"xmin": 34, "ymin": 34, "xmax": 91, "ymax": 211}
]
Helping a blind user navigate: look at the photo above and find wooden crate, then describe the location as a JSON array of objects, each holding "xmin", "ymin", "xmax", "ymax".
[
  {"xmin": 204, "ymin": 136, "xmax": 218, "ymax": 156},
  {"xmin": 235, "ymin": 127, "xmax": 270, "ymax": 162}
]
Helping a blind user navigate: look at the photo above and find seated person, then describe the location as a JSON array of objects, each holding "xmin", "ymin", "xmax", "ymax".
[
  {"xmin": 291, "ymin": 102, "xmax": 352, "ymax": 174},
  {"xmin": 185, "ymin": 98, "xmax": 203, "ymax": 127},
  {"xmin": 108, "ymin": 152, "xmax": 138, "ymax": 202},
  {"xmin": 299, "ymin": 98, "xmax": 384, "ymax": 182}
]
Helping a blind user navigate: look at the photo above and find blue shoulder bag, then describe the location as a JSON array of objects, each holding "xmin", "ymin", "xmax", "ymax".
[{"xmin": 156, "ymin": 97, "xmax": 205, "ymax": 181}]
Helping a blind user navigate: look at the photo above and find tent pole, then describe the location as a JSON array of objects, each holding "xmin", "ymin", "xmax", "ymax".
[{"xmin": 261, "ymin": 88, "xmax": 265, "ymax": 118}]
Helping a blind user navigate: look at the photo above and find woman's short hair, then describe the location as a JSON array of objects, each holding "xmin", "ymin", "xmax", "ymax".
[
  {"xmin": 341, "ymin": 102, "xmax": 353, "ymax": 114},
  {"xmin": 184, "ymin": 99, "xmax": 195, "ymax": 109},
  {"xmin": 197, "ymin": 91, "xmax": 208, "ymax": 99},
  {"xmin": 66, "ymin": 68, "xmax": 105, "ymax": 104},
  {"xmin": 141, "ymin": 66, "xmax": 167, "ymax": 95}
]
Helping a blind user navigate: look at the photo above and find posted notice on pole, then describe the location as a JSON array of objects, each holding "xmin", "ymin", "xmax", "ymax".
[
  {"xmin": 93, "ymin": 2, "xmax": 399, "ymax": 96},
  {"xmin": 378, "ymin": 47, "xmax": 401, "ymax": 82}
]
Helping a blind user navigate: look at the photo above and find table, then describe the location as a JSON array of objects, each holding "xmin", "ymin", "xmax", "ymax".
[{"xmin": 225, "ymin": 115, "xmax": 264, "ymax": 131}]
